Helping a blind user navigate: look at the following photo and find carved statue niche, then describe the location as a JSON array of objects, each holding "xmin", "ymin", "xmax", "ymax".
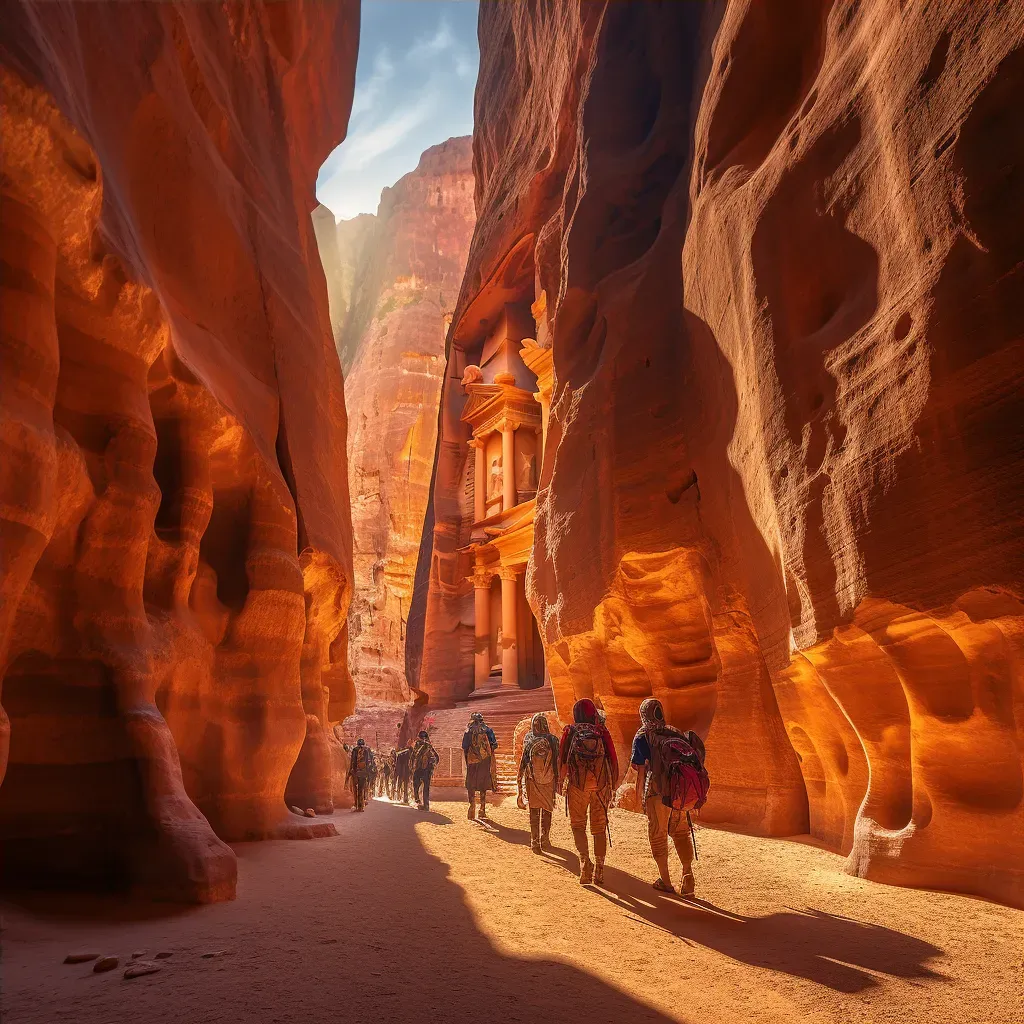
[
  {"xmin": 518, "ymin": 451, "xmax": 537, "ymax": 491},
  {"xmin": 461, "ymin": 364, "xmax": 483, "ymax": 388},
  {"xmin": 489, "ymin": 456, "xmax": 503, "ymax": 499}
]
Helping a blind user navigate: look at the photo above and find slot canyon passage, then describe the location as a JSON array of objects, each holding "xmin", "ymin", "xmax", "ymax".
[{"xmin": 0, "ymin": 0, "xmax": 1022, "ymax": 1022}]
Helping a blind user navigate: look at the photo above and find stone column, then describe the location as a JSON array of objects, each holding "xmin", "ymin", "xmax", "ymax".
[
  {"xmin": 472, "ymin": 571, "xmax": 492, "ymax": 687},
  {"xmin": 501, "ymin": 420, "xmax": 517, "ymax": 510},
  {"xmin": 499, "ymin": 566, "xmax": 519, "ymax": 688},
  {"xmin": 471, "ymin": 437, "xmax": 486, "ymax": 523}
]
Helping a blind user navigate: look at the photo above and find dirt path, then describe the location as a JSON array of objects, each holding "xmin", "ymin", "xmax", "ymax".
[{"xmin": 2, "ymin": 798, "xmax": 1021, "ymax": 1023}]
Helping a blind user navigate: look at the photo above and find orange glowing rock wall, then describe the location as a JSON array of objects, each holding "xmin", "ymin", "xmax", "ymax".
[
  {"xmin": 318, "ymin": 139, "xmax": 475, "ymax": 710},
  {"xmin": 412, "ymin": 0, "xmax": 1024, "ymax": 907},
  {"xmin": 0, "ymin": 0, "xmax": 358, "ymax": 901}
]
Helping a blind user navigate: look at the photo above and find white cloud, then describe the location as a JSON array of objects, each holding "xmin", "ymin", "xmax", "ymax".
[
  {"xmin": 408, "ymin": 18, "xmax": 455, "ymax": 60},
  {"xmin": 338, "ymin": 88, "xmax": 440, "ymax": 172},
  {"xmin": 350, "ymin": 47, "xmax": 395, "ymax": 120},
  {"xmin": 454, "ymin": 51, "xmax": 475, "ymax": 80}
]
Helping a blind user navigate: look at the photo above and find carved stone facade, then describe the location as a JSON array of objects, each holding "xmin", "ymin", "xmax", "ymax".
[{"xmin": 458, "ymin": 307, "xmax": 550, "ymax": 692}]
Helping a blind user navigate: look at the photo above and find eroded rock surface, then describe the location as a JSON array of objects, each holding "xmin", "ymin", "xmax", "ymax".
[
  {"xmin": 0, "ymin": 0, "xmax": 358, "ymax": 901},
  {"xmin": 411, "ymin": 0, "xmax": 1024, "ymax": 906},
  {"xmin": 318, "ymin": 139, "xmax": 475, "ymax": 708}
]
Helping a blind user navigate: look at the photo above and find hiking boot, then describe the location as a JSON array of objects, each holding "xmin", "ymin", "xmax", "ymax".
[
  {"xmin": 467, "ymin": 803, "xmax": 476, "ymax": 821},
  {"xmin": 593, "ymin": 863, "xmax": 605, "ymax": 886},
  {"xmin": 680, "ymin": 873, "xmax": 696, "ymax": 898},
  {"xmin": 478, "ymin": 807, "xmax": 489, "ymax": 819},
  {"xmin": 531, "ymin": 841, "xmax": 542, "ymax": 855},
  {"xmin": 579, "ymin": 860, "xmax": 594, "ymax": 885}
]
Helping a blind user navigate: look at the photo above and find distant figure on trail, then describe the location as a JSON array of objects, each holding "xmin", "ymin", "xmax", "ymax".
[
  {"xmin": 346, "ymin": 738, "xmax": 375, "ymax": 812},
  {"xmin": 394, "ymin": 745, "xmax": 412, "ymax": 805},
  {"xmin": 462, "ymin": 711, "xmax": 498, "ymax": 820},
  {"xmin": 518, "ymin": 712, "xmax": 559, "ymax": 853},
  {"xmin": 382, "ymin": 748, "xmax": 397, "ymax": 799},
  {"xmin": 411, "ymin": 730, "xmax": 440, "ymax": 810},
  {"xmin": 631, "ymin": 697, "xmax": 710, "ymax": 898},
  {"xmin": 377, "ymin": 749, "xmax": 392, "ymax": 798},
  {"xmin": 560, "ymin": 698, "xmax": 618, "ymax": 886}
]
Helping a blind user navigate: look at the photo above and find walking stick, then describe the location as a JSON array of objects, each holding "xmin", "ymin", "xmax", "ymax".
[{"xmin": 687, "ymin": 810, "xmax": 699, "ymax": 861}]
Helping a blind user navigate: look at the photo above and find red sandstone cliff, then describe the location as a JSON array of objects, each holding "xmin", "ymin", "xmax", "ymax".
[
  {"xmin": 0, "ymin": 0, "xmax": 358, "ymax": 901},
  {"xmin": 410, "ymin": 0, "xmax": 1024, "ymax": 908},
  {"xmin": 317, "ymin": 139, "xmax": 475, "ymax": 718}
]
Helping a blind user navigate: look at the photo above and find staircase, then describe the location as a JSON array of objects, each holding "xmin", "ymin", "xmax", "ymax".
[{"xmin": 426, "ymin": 679, "xmax": 556, "ymax": 792}]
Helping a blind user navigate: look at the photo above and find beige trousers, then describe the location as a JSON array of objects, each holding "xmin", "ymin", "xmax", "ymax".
[
  {"xmin": 567, "ymin": 784, "xmax": 608, "ymax": 866},
  {"xmin": 646, "ymin": 795, "xmax": 694, "ymax": 883}
]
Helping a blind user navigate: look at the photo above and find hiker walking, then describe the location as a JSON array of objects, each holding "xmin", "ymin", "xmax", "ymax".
[
  {"xmin": 630, "ymin": 697, "xmax": 710, "ymax": 897},
  {"xmin": 394, "ymin": 745, "xmax": 412, "ymax": 805},
  {"xmin": 412, "ymin": 730, "xmax": 440, "ymax": 810},
  {"xmin": 377, "ymin": 750, "xmax": 392, "ymax": 798},
  {"xmin": 518, "ymin": 712, "xmax": 559, "ymax": 853},
  {"xmin": 462, "ymin": 711, "xmax": 497, "ymax": 820},
  {"xmin": 560, "ymin": 698, "xmax": 618, "ymax": 885},
  {"xmin": 346, "ymin": 738, "xmax": 375, "ymax": 812}
]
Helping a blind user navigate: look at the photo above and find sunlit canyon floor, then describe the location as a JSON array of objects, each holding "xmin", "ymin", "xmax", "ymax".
[{"xmin": 2, "ymin": 800, "xmax": 1021, "ymax": 1024}]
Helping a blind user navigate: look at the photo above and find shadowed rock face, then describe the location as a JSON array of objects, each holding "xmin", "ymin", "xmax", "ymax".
[
  {"xmin": 318, "ymin": 139, "xmax": 475, "ymax": 711},
  {"xmin": 0, "ymin": 0, "xmax": 358, "ymax": 901},
  {"xmin": 411, "ymin": 0, "xmax": 1024, "ymax": 907}
]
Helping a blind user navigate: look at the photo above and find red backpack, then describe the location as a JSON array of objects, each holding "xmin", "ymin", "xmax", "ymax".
[
  {"xmin": 650, "ymin": 729, "xmax": 710, "ymax": 812},
  {"xmin": 567, "ymin": 724, "xmax": 608, "ymax": 792}
]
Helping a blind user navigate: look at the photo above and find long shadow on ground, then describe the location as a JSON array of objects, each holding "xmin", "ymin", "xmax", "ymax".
[
  {"xmin": 481, "ymin": 813, "xmax": 946, "ymax": 995},
  {"xmin": 0, "ymin": 801, "xmax": 683, "ymax": 1024}
]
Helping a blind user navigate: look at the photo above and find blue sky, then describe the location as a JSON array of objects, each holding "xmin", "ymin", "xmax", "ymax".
[{"xmin": 316, "ymin": 0, "xmax": 479, "ymax": 221}]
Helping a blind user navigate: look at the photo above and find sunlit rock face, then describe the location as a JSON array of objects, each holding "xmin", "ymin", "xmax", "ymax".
[
  {"xmin": 0, "ymin": 0, "xmax": 358, "ymax": 901},
  {"xmin": 318, "ymin": 139, "xmax": 475, "ymax": 709},
  {"xmin": 412, "ymin": 0, "xmax": 1024, "ymax": 906}
]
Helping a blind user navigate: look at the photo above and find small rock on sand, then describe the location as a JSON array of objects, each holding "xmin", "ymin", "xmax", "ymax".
[
  {"xmin": 154, "ymin": 951, "xmax": 173, "ymax": 959},
  {"xmin": 130, "ymin": 950, "xmax": 146, "ymax": 959},
  {"xmin": 304, "ymin": 808, "xmax": 316, "ymax": 817},
  {"xmin": 288, "ymin": 806, "xmax": 304, "ymax": 815},
  {"xmin": 201, "ymin": 950, "xmax": 230, "ymax": 959},
  {"xmin": 93, "ymin": 956, "xmax": 119, "ymax": 973},
  {"xmin": 124, "ymin": 962, "xmax": 161, "ymax": 980},
  {"xmin": 64, "ymin": 953, "xmax": 100, "ymax": 964}
]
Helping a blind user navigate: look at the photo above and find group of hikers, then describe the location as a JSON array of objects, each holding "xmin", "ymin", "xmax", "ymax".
[
  {"xmin": 343, "ymin": 731, "xmax": 440, "ymax": 812},
  {"xmin": 344, "ymin": 695, "xmax": 710, "ymax": 898}
]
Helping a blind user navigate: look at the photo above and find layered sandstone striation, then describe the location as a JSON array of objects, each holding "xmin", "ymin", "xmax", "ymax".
[
  {"xmin": 0, "ymin": 0, "xmax": 358, "ymax": 901},
  {"xmin": 411, "ymin": 0, "xmax": 1024, "ymax": 907},
  {"xmin": 318, "ymin": 139, "xmax": 475, "ymax": 711}
]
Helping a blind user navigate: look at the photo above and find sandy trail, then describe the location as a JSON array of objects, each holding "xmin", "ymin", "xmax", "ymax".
[{"xmin": 2, "ymin": 797, "xmax": 1021, "ymax": 1024}]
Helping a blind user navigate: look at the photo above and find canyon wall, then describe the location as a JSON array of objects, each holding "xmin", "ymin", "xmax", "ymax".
[
  {"xmin": 318, "ymin": 138, "xmax": 474, "ymax": 726},
  {"xmin": 411, "ymin": 0, "xmax": 1024, "ymax": 907},
  {"xmin": 0, "ymin": 0, "xmax": 358, "ymax": 901}
]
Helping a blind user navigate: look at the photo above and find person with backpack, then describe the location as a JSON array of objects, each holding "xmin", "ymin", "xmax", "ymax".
[
  {"xmin": 517, "ymin": 713, "xmax": 560, "ymax": 853},
  {"xmin": 411, "ymin": 730, "xmax": 440, "ymax": 810},
  {"xmin": 462, "ymin": 711, "xmax": 497, "ymax": 820},
  {"xmin": 631, "ymin": 697, "xmax": 710, "ymax": 897},
  {"xmin": 559, "ymin": 698, "xmax": 618, "ymax": 885},
  {"xmin": 394, "ymin": 744, "xmax": 412, "ymax": 804},
  {"xmin": 346, "ymin": 738, "xmax": 375, "ymax": 812}
]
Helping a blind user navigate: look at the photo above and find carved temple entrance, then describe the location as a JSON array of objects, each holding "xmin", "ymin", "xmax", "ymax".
[{"xmin": 458, "ymin": 301, "xmax": 553, "ymax": 692}]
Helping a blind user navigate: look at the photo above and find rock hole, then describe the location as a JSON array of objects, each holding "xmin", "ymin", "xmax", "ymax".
[
  {"xmin": 893, "ymin": 311, "xmax": 913, "ymax": 340},
  {"xmin": 919, "ymin": 30, "xmax": 951, "ymax": 95}
]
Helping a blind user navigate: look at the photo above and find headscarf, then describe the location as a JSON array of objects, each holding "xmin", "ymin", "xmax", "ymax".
[
  {"xmin": 572, "ymin": 698, "xmax": 597, "ymax": 724},
  {"xmin": 639, "ymin": 697, "xmax": 665, "ymax": 727},
  {"xmin": 356, "ymin": 737, "xmax": 366, "ymax": 746},
  {"xmin": 470, "ymin": 711, "xmax": 484, "ymax": 725},
  {"xmin": 418, "ymin": 730, "xmax": 429, "ymax": 740},
  {"xmin": 531, "ymin": 713, "xmax": 550, "ymax": 736}
]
